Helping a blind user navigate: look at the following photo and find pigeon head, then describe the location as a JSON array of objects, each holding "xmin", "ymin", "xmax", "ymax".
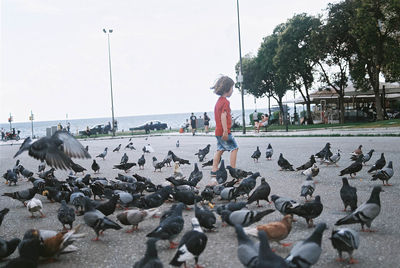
[
  {"xmin": 341, "ymin": 177, "xmax": 349, "ymax": 185},
  {"xmin": 14, "ymin": 137, "xmax": 32, "ymax": 158},
  {"xmin": 387, "ymin": 161, "xmax": 393, "ymax": 169},
  {"xmin": 267, "ymin": 143, "xmax": 272, "ymax": 149},
  {"xmin": 314, "ymin": 195, "xmax": 321, "ymax": 203},
  {"xmin": 305, "ymin": 222, "xmax": 327, "ymax": 246},
  {"xmin": 270, "ymin": 195, "xmax": 279, "ymax": 203},
  {"xmin": 152, "ymin": 157, "xmax": 157, "ymax": 161}
]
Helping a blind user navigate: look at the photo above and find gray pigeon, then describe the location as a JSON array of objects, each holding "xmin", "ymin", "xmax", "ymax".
[
  {"xmin": 368, "ymin": 153, "xmax": 386, "ymax": 173},
  {"xmin": 0, "ymin": 237, "xmax": 20, "ymax": 259},
  {"xmin": 216, "ymin": 160, "xmax": 227, "ymax": 184},
  {"xmin": 335, "ymin": 186, "xmax": 383, "ymax": 232},
  {"xmin": 133, "ymin": 238, "xmax": 163, "ymax": 268},
  {"xmin": 257, "ymin": 230, "xmax": 288, "ymax": 268},
  {"xmin": 300, "ymin": 176, "xmax": 315, "ymax": 201},
  {"xmin": 371, "ymin": 161, "xmax": 394, "ymax": 186},
  {"xmin": 221, "ymin": 208, "xmax": 275, "ymax": 227},
  {"xmin": 265, "ymin": 143, "xmax": 273, "ymax": 160},
  {"xmin": 96, "ymin": 147, "xmax": 108, "ymax": 160},
  {"xmin": 120, "ymin": 153, "xmax": 128, "ymax": 164},
  {"xmin": 330, "ymin": 228, "xmax": 360, "ymax": 264},
  {"xmin": 113, "ymin": 144, "xmax": 121, "ymax": 152},
  {"xmin": 251, "ymin": 146, "xmax": 261, "ymax": 162},
  {"xmin": 58, "ymin": 200, "xmax": 75, "ymax": 230},
  {"xmin": 271, "ymin": 195, "xmax": 300, "ymax": 216},
  {"xmin": 285, "ymin": 222, "xmax": 327, "ymax": 268},
  {"xmin": 340, "ymin": 177, "xmax": 357, "ymax": 212},
  {"xmin": 323, "ymin": 149, "xmax": 341, "ymax": 166},
  {"xmin": 234, "ymin": 224, "xmax": 259, "ymax": 268},
  {"xmin": 278, "ymin": 153, "xmax": 294, "ymax": 171}
]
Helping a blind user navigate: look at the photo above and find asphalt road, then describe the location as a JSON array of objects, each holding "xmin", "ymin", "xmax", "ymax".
[{"xmin": 0, "ymin": 135, "xmax": 399, "ymax": 268}]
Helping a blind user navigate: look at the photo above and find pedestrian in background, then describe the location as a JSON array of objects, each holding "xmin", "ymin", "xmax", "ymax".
[
  {"xmin": 204, "ymin": 112, "xmax": 210, "ymax": 134},
  {"xmin": 210, "ymin": 76, "xmax": 238, "ymax": 179},
  {"xmin": 190, "ymin": 112, "xmax": 197, "ymax": 136}
]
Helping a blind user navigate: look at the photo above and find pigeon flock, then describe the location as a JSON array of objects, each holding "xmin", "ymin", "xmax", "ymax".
[{"xmin": 0, "ymin": 133, "xmax": 398, "ymax": 267}]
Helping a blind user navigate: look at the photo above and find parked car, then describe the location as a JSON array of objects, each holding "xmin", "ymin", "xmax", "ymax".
[
  {"xmin": 129, "ymin": 120, "xmax": 168, "ymax": 131},
  {"xmin": 79, "ymin": 124, "xmax": 110, "ymax": 136}
]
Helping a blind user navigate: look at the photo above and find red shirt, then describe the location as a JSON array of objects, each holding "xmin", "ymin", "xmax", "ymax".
[{"xmin": 214, "ymin": 97, "xmax": 232, "ymax": 136}]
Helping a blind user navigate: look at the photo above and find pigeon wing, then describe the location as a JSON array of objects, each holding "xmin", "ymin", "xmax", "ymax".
[{"xmin": 54, "ymin": 131, "xmax": 91, "ymax": 159}]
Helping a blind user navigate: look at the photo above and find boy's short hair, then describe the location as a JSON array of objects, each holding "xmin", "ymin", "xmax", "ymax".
[{"xmin": 211, "ymin": 76, "xmax": 235, "ymax": 96}]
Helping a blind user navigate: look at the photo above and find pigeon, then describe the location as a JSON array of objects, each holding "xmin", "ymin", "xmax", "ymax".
[
  {"xmin": 26, "ymin": 197, "xmax": 45, "ymax": 218},
  {"xmin": 246, "ymin": 177, "xmax": 270, "ymax": 207},
  {"xmin": 70, "ymin": 161, "xmax": 86, "ymax": 175},
  {"xmin": 285, "ymin": 223, "xmax": 327, "ymax": 267},
  {"xmin": 117, "ymin": 208, "xmax": 159, "ymax": 232},
  {"xmin": 83, "ymin": 197, "xmax": 122, "ymax": 241},
  {"xmin": 323, "ymin": 149, "xmax": 341, "ymax": 166},
  {"xmin": 340, "ymin": 177, "xmax": 358, "ymax": 211},
  {"xmin": 234, "ymin": 224, "xmax": 259, "ymax": 268},
  {"xmin": 17, "ymin": 165, "xmax": 34, "ymax": 178},
  {"xmin": 170, "ymin": 218, "xmax": 208, "ymax": 268},
  {"xmin": 153, "ymin": 157, "xmax": 166, "ymax": 172},
  {"xmin": 233, "ymin": 172, "xmax": 261, "ymax": 198},
  {"xmin": 147, "ymin": 203, "xmax": 185, "ymax": 248},
  {"xmin": 57, "ymin": 200, "xmax": 75, "ymax": 230},
  {"xmin": 113, "ymin": 144, "xmax": 121, "ymax": 152},
  {"xmin": 14, "ymin": 131, "xmax": 91, "ymax": 170},
  {"xmin": 219, "ymin": 187, "xmax": 236, "ymax": 201},
  {"xmin": 215, "ymin": 201, "xmax": 247, "ymax": 215},
  {"xmin": 371, "ymin": 161, "xmax": 394, "ymax": 186},
  {"xmin": 265, "ymin": 143, "xmax": 273, "ymax": 160},
  {"xmin": 368, "ymin": 153, "xmax": 386, "ymax": 173},
  {"xmin": 85, "ymin": 145, "xmax": 89, "ymax": 152},
  {"xmin": 95, "ymin": 194, "xmax": 120, "ymax": 216},
  {"xmin": 300, "ymin": 176, "xmax": 315, "ymax": 201},
  {"xmin": 286, "ymin": 195, "xmax": 323, "ymax": 228},
  {"xmin": 113, "ymin": 162, "xmax": 136, "ymax": 172},
  {"xmin": 350, "ymin": 145, "xmax": 363, "ymax": 156},
  {"xmin": 220, "ymin": 208, "xmax": 275, "ymax": 227},
  {"xmin": 315, "ymin": 142, "xmax": 332, "ymax": 160},
  {"xmin": 201, "ymin": 159, "xmax": 214, "ymax": 168},
  {"xmin": 251, "ymin": 146, "xmax": 261, "ymax": 162},
  {"xmin": 200, "ymin": 186, "xmax": 215, "ymax": 203},
  {"xmin": 0, "ymin": 237, "xmax": 20, "ymax": 260},
  {"xmin": 215, "ymin": 160, "xmax": 228, "ymax": 184},
  {"xmin": 271, "ymin": 195, "xmax": 300, "ymax": 216},
  {"xmin": 38, "ymin": 161, "xmax": 46, "ymax": 173},
  {"xmin": 188, "ymin": 163, "xmax": 203, "ymax": 184},
  {"xmin": 120, "ymin": 153, "xmax": 129, "ymax": 164},
  {"xmin": 194, "ymin": 202, "xmax": 216, "ymax": 231},
  {"xmin": 0, "ymin": 208, "xmax": 10, "ymax": 227},
  {"xmin": 257, "ymin": 230, "xmax": 289, "ymax": 268},
  {"xmin": 246, "ymin": 215, "xmax": 293, "ymax": 248},
  {"xmin": 163, "ymin": 154, "xmax": 173, "ymax": 167},
  {"xmin": 133, "ymin": 238, "xmax": 163, "ymax": 268},
  {"xmin": 226, "ymin": 166, "xmax": 253, "ymax": 180},
  {"xmin": 195, "ymin": 144, "xmax": 211, "ymax": 162},
  {"xmin": 351, "ymin": 149, "xmax": 374, "ymax": 164},
  {"xmin": 302, "ymin": 164, "xmax": 319, "ymax": 177},
  {"xmin": 96, "ymin": 147, "xmax": 108, "ymax": 160},
  {"xmin": 91, "ymin": 160, "xmax": 100, "ymax": 173},
  {"xmin": 173, "ymin": 190, "xmax": 202, "ymax": 207},
  {"xmin": 168, "ymin": 150, "xmax": 190, "ymax": 165},
  {"xmin": 330, "ymin": 228, "xmax": 360, "ymax": 264},
  {"xmin": 138, "ymin": 154, "xmax": 146, "ymax": 170},
  {"xmin": 2, "ymin": 187, "xmax": 38, "ymax": 206},
  {"xmin": 278, "ymin": 153, "xmax": 294, "ymax": 171},
  {"xmin": 125, "ymin": 142, "xmax": 136, "ymax": 150},
  {"xmin": 143, "ymin": 144, "xmax": 154, "ymax": 153},
  {"xmin": 335, "ymin": 186, "xmax": 383, "ymax": 232},
  {"xmin": 339, "ymin": 155, "xmax": 363, "ymax": 177},
  {"xmin": 296, "ymin": 155, "xmax": 316, "ymax": 171},
  {"xmin": 2, "ymin": 170, "xmax": 18, "ymax": 186},
  {"xmin": 10, "ymin": 229, "xmax": 42, "ymax": 267},
  {"xmin": 176, "ymin": 140, "xmax": 179, "ymax": 148}
]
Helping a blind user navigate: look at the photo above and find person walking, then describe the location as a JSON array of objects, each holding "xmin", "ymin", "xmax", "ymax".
[
  {"xmin": 190, "ymin": 113, "xmax": 197, "ymax": 136},
  {"xmin": 210, "ymin": 76, "xmax": 238, "ymax": 179},
  {"xmin": 203, "ymin": 112, "xmax": 210, "ymax": 134}
]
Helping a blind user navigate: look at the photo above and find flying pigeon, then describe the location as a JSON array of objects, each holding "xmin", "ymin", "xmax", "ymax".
[
  {"xmin": 14, "ymin": 131, "xmax": 91, "ymax": 170},
  {"xmin": 265, "ymin": 143, "xmax": 273, "ymax": 160},
  {"xmin": 96, "ymin": 147, "xmax": 108, "ymax": 160},
  {"xmin": 170, "ymin": 218, "xmax": 208, "ymax": 268},
  {"xmin": 285, "ymin": 223, "xmax": 327, "ymax": 267},
  {"xmin": 330, "ymin": 228, "xmax": 360, "ymax": 264},
  {"xmin": 113, "ymin": 144, "xmax": 121, "ymax": 152},
  {"xmin": 278, "ymin": 153, "xmax": 294, "ymax": 171},
  {"xmin": 251, "ymin": 146, "xmax": 261, "ymax": 162},
  {"xmin": 368, "ymin": 153, "xmax": 386, "ymax": 173},
  {"xmin": 335, "ymin": 186, "xmax": 383, "ymax": 232},
  {"xmin": 340, "ymin": 177, "xmax": 357, "ymax": 211},
  {"xmin": 371, "ymin": 161, "xmax": 394, "ymax": 186}
]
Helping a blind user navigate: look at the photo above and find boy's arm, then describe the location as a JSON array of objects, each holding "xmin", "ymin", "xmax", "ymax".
[{"xmin": 221, "ymin": 111, "xmax": 228, "ymax": 141}]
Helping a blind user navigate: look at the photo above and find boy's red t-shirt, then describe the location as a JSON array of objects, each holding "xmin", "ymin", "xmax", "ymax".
[{"xmin": 214, "ymin": 96, "xmax": 232, "ymax": 136}]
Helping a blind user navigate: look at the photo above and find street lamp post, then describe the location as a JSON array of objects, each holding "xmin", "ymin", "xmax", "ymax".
[
  {"xmin": 29, "ymin": 111, "xmax": 34, "ymax": 138},
  {"xmin": 103, "ymin": 28, "xmax": 116, "ymax": 136},
  {"xmin": 236, "ymin": 0, "xmax": 246, "ymax": 134},
  {"xmin": 8, "ymin": 113, "xmax": 12, "ymax": 131}
]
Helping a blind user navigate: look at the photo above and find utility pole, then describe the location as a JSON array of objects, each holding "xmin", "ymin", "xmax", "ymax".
[{"xmin": 236, "ymin": 0, "xmax": 246, "ymax": 134}]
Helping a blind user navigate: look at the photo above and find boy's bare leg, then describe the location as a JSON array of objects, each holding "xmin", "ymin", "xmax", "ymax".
[
  {"xmin": 212, "ymin": 151, "xmax": 224, "ymax": 172},
  {"xmin": 230, "ymin": 148, "xmax": 238, "ymax": 168}
]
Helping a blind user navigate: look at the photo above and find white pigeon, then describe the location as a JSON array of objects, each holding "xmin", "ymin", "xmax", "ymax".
[
  {"xmin": 27, "ymin": 197, "xmax": 45, "ymax": 218},
  {"xmin": 173, "ymin": 162, "xmax": 184, "ymax": 178},
  {"xmin": 302, "ymin": 164, "xmax": 319, "ymax": 177},
  {"xmin": 324, "ymin": 149, "xmax": 341, "ymax": 166}
]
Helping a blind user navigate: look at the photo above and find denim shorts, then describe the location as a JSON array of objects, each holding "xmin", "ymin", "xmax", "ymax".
[{"xmin": 216, "ymin": 134, "xmax": 238, "ymax": 152}]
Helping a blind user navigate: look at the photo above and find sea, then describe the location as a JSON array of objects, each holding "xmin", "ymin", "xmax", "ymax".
[{"xmin": 0, "ymin": 109, "xmax": 260, "ymax": 139}]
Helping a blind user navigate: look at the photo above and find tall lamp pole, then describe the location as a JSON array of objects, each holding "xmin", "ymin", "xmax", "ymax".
[
  {"xmin": 236, "ymin": 0, "xmax": 246, "ymax": 134},
  {"xmin": 103, "ymin": 28, "xmax": 116, "ymax": 136},
  {"xmin": 29, "ymin": 111, "xmax": 34, "ymax": 138}
]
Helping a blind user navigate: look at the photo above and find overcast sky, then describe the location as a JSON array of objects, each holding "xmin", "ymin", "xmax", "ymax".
[{"xmin": 1, "ymin": 0, "xmax": 337, "ymax": 123}]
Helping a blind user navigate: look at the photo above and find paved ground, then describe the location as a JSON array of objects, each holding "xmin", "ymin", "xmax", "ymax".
[{"xmin": 0, "ymin": 135, "xmax": 399, "ymax": 268}]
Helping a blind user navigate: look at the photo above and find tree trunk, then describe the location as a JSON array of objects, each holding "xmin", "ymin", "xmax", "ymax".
[
  {"xmin": 306, "ymin": 101, "xmax": 313, "ymax": 125},
  {"xmin": 278, "ymin": 98, "xmax": 288, "ymax": 132},
  {"xmin": 339, "ymin": 95, "xmax": 345, "ymax": 124},
  {"xmin": 268, "ymin": 95, "xmax": 271, "ymax": 117},
  {"xmin": 374, "ymin": 91, "xmax": 383, "ymax": 121}
]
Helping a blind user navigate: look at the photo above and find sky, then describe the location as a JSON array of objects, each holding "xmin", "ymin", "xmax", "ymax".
[{"xmin": 1, "ymin": 0, "xmax": 337, "ymax": 123}]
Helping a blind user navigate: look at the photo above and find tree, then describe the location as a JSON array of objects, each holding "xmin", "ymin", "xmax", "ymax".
[
  {"xmin": 345, "ymin": 0, "xmax": 400, "ymax": 120},
  {"xmin": 274, "ymin": 14, "xmax": 322, "ymax": 125}
]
